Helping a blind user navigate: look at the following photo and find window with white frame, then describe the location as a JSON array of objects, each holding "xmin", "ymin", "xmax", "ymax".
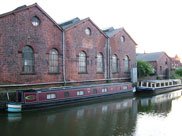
[
  {"xmin": 32, "ymin": 16, "xmax": 40, "ymax": 27},
  {"xmin": 121, "ymin": 36, "xmax": 125, "ymax": 42},
  {"xmin": 97, "ymin": 53, "xmax": 104, "ymax": 72},
  {"xmin": 79, "ymin": 51, "xmax": 87, "ymax": 72},
  {"xmin": 124, "ymin": 56, "xmax": 129, "ymax": 72},
  {"xmin": 112, "ymin": 55, "xmax": 118, "ymax": 73},
  {"xmin": 22, "ymin": 46, "xmax": 34, "ymax": 73},
  {"xmin": 123, "ymin": 86, "xmax": 128, "ymax": 90},
  {"xmin": 49, "ymin": 49, "xmax": 59, "ymax": 73},
  {"xmin": 102, "ymin": 88, "xmax": 108, "ymax": 93},
  {"xmin": 85, "ymin": 28, "xmax": 91, "ymax": 36},
  {"xmin": 77, "ymin": 90, "xmax": 84, "ymax": 96},
  {"xmin": 47, "ymin": 93, "xmax": 56, "ymax": 99}
]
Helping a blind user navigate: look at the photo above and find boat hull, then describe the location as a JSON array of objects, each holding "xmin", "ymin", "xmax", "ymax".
[
  {"xmin": 136, "ymin": 85, "xmax": 182, "ymax": 95},
  {"xmin": 4, "ymin": 82, "xmax": 133, "ymax": 112},
  {"xmin": 7, "ymin": 103, "xmax": 22, "ymax": 112}
]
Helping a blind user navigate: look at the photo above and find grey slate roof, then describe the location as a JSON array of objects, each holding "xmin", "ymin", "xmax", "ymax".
[
  {"xmin": 136, "ymin": 52, "xmax": 165, "ymax": 62},
  {"xmin": 14, "ymin": 5, "xmax": 27, "ymax": 11},
  {"xmin": 102, "ymin": 27, "xmax": 122, "ymax": 37},
  {"xmin": 59, "ymin": 17, "xmax": 81, "ymax": 30}
]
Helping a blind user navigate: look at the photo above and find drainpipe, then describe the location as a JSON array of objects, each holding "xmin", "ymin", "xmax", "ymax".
[
  {"xmin": 107, "ymin": 38, "xmax": 110, "ymax": 79},
  {"xmin": 62, "ymin": 31, "xmax": 66, "ymax": 84}
]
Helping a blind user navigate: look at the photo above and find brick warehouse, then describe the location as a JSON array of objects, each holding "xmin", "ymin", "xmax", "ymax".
[{"xmin": 0, "ymin": 3, "xmax": 137, "ymax": 86}]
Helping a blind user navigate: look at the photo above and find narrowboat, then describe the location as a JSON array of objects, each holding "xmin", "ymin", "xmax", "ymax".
[
  {"xmin": 136, "ymin": 79, "xmax": 182, "ymax": 95},
  {"xmin": 5, "ymin": 82, "xmax": 133, "ymax": 112}
]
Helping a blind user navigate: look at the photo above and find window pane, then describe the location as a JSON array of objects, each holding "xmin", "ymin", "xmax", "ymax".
[
  {"xmin": 97, "ymin": 53, "xmax": 104, "ymax": 72},
  {"xmin": 47, "ymin": 94, "xmax": 56, "ymax": 99},
  {"xmin": 32, "ymin": 16, "xmax": 40, "ymax": 27},
  {"xmin": 79, "ymin": 51, "xmax": 87, "ymax": 72},
  {"xmin": 22, "ymin": 46, "xmax": 34, "ymax": 73},
  {"xmin": 49, "ymin": 49, "xmax": 59, "ymax": 73},
  {"xmin": 112, "ymin": 55, "xmax": 118, "ymax": 73},
  {"xmin": 124, "ymin": 56, "xmax": 129, "ymax": 72}
]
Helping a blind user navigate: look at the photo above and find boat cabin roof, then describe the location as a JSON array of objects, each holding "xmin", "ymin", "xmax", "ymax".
[{"xmin": 140, "ymin": 79, "xmax": 180, "ymax": 83}]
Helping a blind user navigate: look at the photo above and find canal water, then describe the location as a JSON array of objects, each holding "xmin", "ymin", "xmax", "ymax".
[{"xmin": 0, "ymin": 90, "xmax": 182, "ymax": 136}]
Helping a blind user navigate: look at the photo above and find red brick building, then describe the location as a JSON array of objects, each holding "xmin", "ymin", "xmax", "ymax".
[
  {"xmin": 137, "ymin": 52, "xmax": 171, "ymax": 78},
  {"xmin": 103, "ymin": 27, "xmax": 137, "ymax": 80},
  {"xmin": 171, "ymin": 55, "xmax": 181, "ymax": 68},
  {"xmin": 0, "ymin": 4, "xmax": 64, "ymax": 85},
  {"xmin": 0, "ymin": 4, "xmax": 137, "ymax": 86},
  {"xmin": 59, "ymin": 18, "xmax": 108, "ymax": 82}
]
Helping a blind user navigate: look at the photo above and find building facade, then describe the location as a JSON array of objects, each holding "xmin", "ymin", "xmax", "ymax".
[
  {"xmin": 171, "ymin": 55, "xmax": 181, "ymax": 68},
  {"xmin": 0, "ymin": 3, "xmax": 137, "ymax": 86},
  {"xmin": 103, "ymin": 27, "xmax": 136, "ymax": 80},
  {"xmin": 137, "ymin": 52, "xmax": 171, "ymax": 79},
  {"xmin": 0, "ymin": 4, "xmax": 64, "ymax": 85}
]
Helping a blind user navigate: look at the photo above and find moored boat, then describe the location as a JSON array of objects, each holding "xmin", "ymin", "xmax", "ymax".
[
  {"xmin": 136, "ymin": 79, "xmax": 182, "ymax": 95},
  {"xmin": 5, "ymin": 82, "xmax": 133, "ymax": 112}
]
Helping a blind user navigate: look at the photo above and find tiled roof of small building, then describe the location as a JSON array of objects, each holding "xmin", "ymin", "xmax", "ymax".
[
  {"xmin": 102, "ymin": 27, "xmax": 122, "ymax": 37},
  {"xmin": 136, "ymin": 52, "xmax": 165, "ymax": 62},
  {"xmin": 59, "ymin": 17, "xmax": 81, "ymax": 30}
]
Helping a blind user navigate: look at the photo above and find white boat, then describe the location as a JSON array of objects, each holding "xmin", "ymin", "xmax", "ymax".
[{"xmin": 136, "ymin": 79, "xmax": 182, "ymax": 95}]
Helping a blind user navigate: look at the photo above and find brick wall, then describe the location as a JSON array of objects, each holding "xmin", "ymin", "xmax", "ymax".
[
  {"xmin": 156, "ymin": 54, "xmax": 171, "ymax": 76},
  {"xmin": 0, "ymin": 6, "xmax": 63, "ymax": 84},
  {"xmin": 64, "ymin": 19, "xmax": 107, "ymax": 81},
  {"xmin": 0, "ymin": 5, "xmax": 137, "ymax": 86},
  {"xmin": 110, "ymin": 29, "xmax": 136, "ymax": 79}
]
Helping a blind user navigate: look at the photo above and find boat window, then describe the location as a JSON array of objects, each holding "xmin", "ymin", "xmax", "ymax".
[
  {"xmin": 123, "ymin": 86, "xmax": 128, "ymax": 90},
  {"xmin": 77, "ymin": 90, "xmax": 84, "ymax": 96},
  {"xmin": 169, "ymin": 82, "xmax": 172, "ymax": 85},
  {"xmin": 47, "ymin": 93, "xmax": 56, "ymax": 99},
  {"xmin": 148, "ymin": 83, "xmax": 151, "ymax": 87},
  {"xmin": 139, "ymin": 82, "xmax": 141, "ymax": 86},
  {"xmin": 165, "ymin": 82, "xmax": 168, "ymax": 86},
  {"xmin": 161, "ymin": 83, "xmax": 164, "ymax": 87},
  {"xmin": 102, "ymin": 88, "xmax": 108, "ymax": 93},
  {"xmin": 173, "ymin": 81, "xmax": 177, "ymax": 85},
  {"xmin": 93, "ymin": 89, "xmax": 97, "ymax": 94},
  {"xmin": 64, "ymin": 92, "xmax": 69, "ymax": 97},
  {"xmin": 152, "ymin": 84, "xmax": 155, "ymax": 87},
  {"xmin": 142, "ymin": 82, "xmax": 147, "ymax": 87},
  {"xmin": 156, "ymin": 83, "xmax": 160, "ymax": 87}
]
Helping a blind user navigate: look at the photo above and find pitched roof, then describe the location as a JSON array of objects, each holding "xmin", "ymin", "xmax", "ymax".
[
  {"xmin": 59, "ymin": 17, "xmax": 108, "ymax": 38},
  {"xmin": 59, "ymin": 17, "xmax": 81, "ymax": 30},
  {"xmin": 103, "ymin": 27, "xmax": 122, "ymax": 37},
  {"xmin": 0, "ymin": 3, "xmax": 63, "ymax": 31},
  {"xmin": 102, "ymin": 27, "xmax": 137, "ymax": 45},
  {"xmin": 136, "ymin": 52, "xmax": 165, "ymax": 62}
]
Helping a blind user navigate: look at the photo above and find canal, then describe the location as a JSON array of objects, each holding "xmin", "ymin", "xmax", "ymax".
[{"xmin": 0, "ymin": 90, "xmax": 182, "ymax": 136}]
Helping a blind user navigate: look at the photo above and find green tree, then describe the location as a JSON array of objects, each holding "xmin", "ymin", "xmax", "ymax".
[
  {"xmin": 137, "ymin": 60, "xmax": 153, "ymax": 78},
  {"xmin": 175, "ymin": 68, "xmax": 182, "ymax": 77}
]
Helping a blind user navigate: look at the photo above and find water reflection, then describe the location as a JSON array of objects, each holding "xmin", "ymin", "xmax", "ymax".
[
  {"xmin": 0, "ymin": 90, "xmax": 182, "ymax": 136},
  {"xmin": 137, "ymin": 90, "xmax": 182, "ymax": 116}
]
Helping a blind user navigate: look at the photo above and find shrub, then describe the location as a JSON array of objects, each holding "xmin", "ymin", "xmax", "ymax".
[{"xmin": 137, "ymin": 60, "xmax": 153, "ymax": 78}]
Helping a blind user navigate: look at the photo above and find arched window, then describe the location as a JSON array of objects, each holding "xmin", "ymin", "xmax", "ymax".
[
  {"xmin": 112, "ymin": 55, "xmax": 118, "ymax": 73},
  {"xmin": 97, "ymin": 53, "xmax": 104, "ymax": 72},
  {"xmin": 124, "ymin": 56, "xmax": 129, "ymax": 72},
  {"xmin": 79, "ymin": 51, "xmax": 87, "ymax": 72},
  {"xmin": 22, "ymin": 46, "xmax": 34, "ymax": 73},
  {"xmin": 49, "ymin": 49, "xmax": 59, "ymax": 73}
]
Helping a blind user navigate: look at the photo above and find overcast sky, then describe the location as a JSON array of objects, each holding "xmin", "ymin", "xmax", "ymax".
[{"xmin": 1, "ymin": 0, "xmax": 182, "ymax": 59}]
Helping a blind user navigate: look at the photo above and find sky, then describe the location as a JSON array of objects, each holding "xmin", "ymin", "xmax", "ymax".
[{"xmin": 1, "ymin": 0, "xmax": 182, "ymax": 60}]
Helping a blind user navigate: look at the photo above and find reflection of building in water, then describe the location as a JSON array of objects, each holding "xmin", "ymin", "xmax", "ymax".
[
  {"xmin": 2, "ymin": 98, "xmax": 138, "ymax": 136},
  {"xmin": 44, "ymin": 98, "xmax": 138, "ymax": 136},
  {"xmin": 138, "ymin": 90, "xmax": 182, "ymax": 114}
]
